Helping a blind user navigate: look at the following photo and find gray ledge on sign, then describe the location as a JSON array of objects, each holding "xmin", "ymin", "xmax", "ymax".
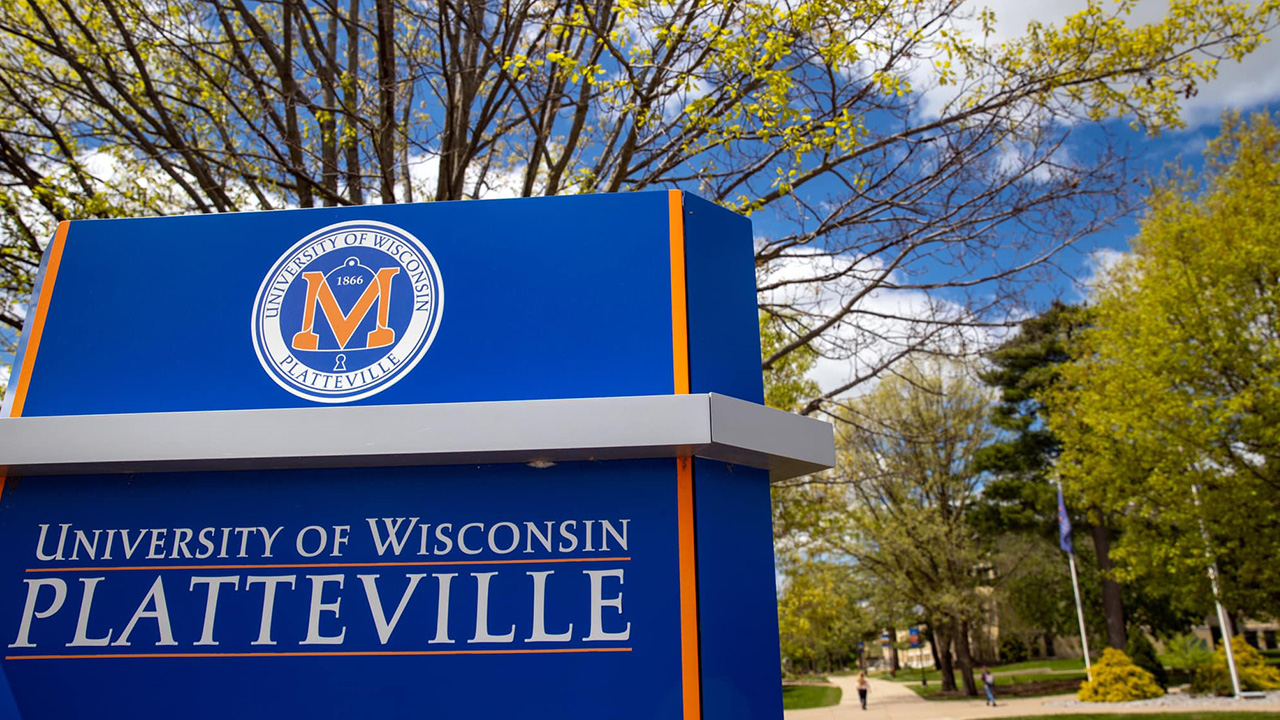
[{"xmin": 0, "ymin": 394, "xmax": 835, "ymax": 482}]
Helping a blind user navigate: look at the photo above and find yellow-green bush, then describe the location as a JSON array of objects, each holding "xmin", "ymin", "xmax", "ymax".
[
  {"xmin": 1077, "ymin": 648, "xmax": 1165, "ymax": 702},
  {"xmin": 1191, "ymin": 636, "xmax": 1280, "ymax": 695}
]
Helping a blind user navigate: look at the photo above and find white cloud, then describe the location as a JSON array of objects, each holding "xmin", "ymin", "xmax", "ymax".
[
  {"xmin": 1077, "ymin": 246, "xmax": 1129, "ymax": 297},
  {"xmin": 912, "ymin": 0, "xmax": 1280, "ymax": 127},
  {"xmin": 760, "ymin": 248, "xmax": 1005, "ymax": 401}
]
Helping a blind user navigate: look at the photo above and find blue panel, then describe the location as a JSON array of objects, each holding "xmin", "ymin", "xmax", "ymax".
[
  {"xmin": 0, "ymin": 666, "xmax": 17, "ymax": 720},
  {"xmin": 682, "ymin": 195, "xmax": 764, "ymax": 404},
  {"xmin": 0, "ymin": 460, "xmax": 684, "ymax": 719},
  {"xmin": 693, "ymin": 459, "xmax": 782, "ymax": 720},
  {"xmin": 18, "ymin": 193, "xmax": 676, "ymax": 416}
]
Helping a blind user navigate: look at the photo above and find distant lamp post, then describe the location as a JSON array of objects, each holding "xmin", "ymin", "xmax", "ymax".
[{"xmin": 909, "ymin": 627, "xmax": 926, "ymax": 686}]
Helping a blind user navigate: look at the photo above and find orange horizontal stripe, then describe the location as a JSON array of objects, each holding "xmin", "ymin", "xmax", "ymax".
[
  {"xmin": 7, "ymin": 647, "xmax": 632, "ymax": 661},
  {"xmin": 26, "ymin": 556, "xmax": 631, "ymax": 573}
]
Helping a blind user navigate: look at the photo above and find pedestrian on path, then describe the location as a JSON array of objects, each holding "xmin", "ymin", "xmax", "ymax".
[
  {"xmin": 857, "ymin": 672, "xmax": 870, "ymax": 710},
  {"xmin": 981, "ymin": 667, "xmax": 996, "ymax": 706}
]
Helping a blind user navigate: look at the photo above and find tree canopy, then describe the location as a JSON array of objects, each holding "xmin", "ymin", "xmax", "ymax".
[
  {"xmin": 815, "ymin": 359, "xmax": 994, "ymax": 691},
  {"xmin": 1045, "ymin": 110, "xmax": 1280, "ymax": 621},
  {"xmin": 1, "ymin": 0, "xmax": 1278, "ymax": 409}
]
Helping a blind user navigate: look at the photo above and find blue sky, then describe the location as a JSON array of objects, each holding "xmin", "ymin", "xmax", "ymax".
[
  {"xmin": 751, "ymin": 0, "xmax": 1280, "ymax": 395},
  {"xmin": 983, "ymin": 0, "xmax": 1280, "ymax": 306},
  {"xmin": 2, "ymin": 0, "xmax": 1277, "ymax": 397}
]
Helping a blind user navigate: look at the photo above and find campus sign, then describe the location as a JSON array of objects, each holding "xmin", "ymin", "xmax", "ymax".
[{"xmin": 0, "ymin": 191, "xmax": 834, "ymax": 719}]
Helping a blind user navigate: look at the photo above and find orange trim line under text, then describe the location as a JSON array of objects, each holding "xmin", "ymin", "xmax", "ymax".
[
  {"xmin": 7, "ymin": 648, "xmax": 633, "ymax": 661},
  {"xmin": 27, "ymin": 557, "xmax": 632, "ymax": 574}
]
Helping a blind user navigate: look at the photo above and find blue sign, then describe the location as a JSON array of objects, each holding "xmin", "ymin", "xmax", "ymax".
[
  {"xmin": 6, "ymin": 191, "xmax": 762, "ymax": 417},
  {"xmin": 1, "ymin": 461, "xmax": 685, "ymax": 717},
  {"xmin": 0, "ymin": 192, "xmax": 790, "ymax": 720}
]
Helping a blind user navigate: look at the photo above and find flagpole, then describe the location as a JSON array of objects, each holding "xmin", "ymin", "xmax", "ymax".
[
  {"xmin": 1056, "ymin": 478, "xmax": 1092, "ymax": 680},
  {"xmin": 1192, "ymin": 484, "xmax": 1241, "ymax": 697},
  {"xmin": 1067, "ymin": 550, "xmax": 1092, "ymax": 681}
]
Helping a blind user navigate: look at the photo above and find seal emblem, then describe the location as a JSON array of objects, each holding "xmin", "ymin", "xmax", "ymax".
[{"xmin": 251, "ymin": 220, "xmax": 444, "ymax": 403}]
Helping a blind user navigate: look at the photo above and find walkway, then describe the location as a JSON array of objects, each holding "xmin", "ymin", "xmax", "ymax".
[{"xmin": 786, "ymin": 676, "xmax": 1279, "ymax": 720}]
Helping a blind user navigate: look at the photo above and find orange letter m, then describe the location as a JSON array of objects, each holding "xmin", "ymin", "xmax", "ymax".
[{"xmin": 291, "ymin": 268, "xmax": 400, "ymax": 351}]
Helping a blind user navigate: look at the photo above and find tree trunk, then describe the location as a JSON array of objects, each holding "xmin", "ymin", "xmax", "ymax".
[
  {"xmin": 1043, "ymin": 630, "xmax": 1056, "ymax": 657},
  {"xmin": 374, "ymin": 0, "xmax": 397, "ymax": 203},
  {"xmin": 320, "ymin": 5, "xmax": 339, "ymax": 206},
  {"xmin": 888, "ymin": 625, "xmax": 901, "ymax": 672},
  {"xmin": 1090, "ymin": 517, "xmax": 1127, "ymax": 649},
  {"xmin": 344, "ymin": 0, "xmax": 362, "ymax": 204},
  {"xmin": 928, "ymin": 621, "xmax": 942, "ymax": 669},
  {"xmin": 954, "ymin": 619, "xmax": 978, "ymax": 697},
  {"xmin": 280, "ymin": 0, "xmax": 314, "ymax": 208},
  {"xmin": 936, "ymin": 623, "xmax": 957, "ymax": 692}
]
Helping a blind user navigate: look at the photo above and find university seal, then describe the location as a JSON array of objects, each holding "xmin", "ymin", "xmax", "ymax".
[{"xmin": 251, "ymin": 220, "xmax": 444, "ymax": 403}]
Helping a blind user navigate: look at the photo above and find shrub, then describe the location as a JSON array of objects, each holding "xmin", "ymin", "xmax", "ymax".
[
  {"xmin": 1191, "ymin": 635, "xmax": 1280, "ymax": 695},
  {"xmin": 1077, "ymin": 648, "xmax": 1165, "ymax": 702},
  {"xmin": 1160, "ymin": 632, "xmax": 1212, "ymax": 674},
  {"xmin": 1126, "ymin": 631, "xmax": 1169, "ymax": 689},
  {"xmin": 1000, "ymin": 636, "xmax": 1029, "ymax": 664}
]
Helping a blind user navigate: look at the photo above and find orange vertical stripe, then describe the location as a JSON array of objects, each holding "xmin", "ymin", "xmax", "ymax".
[
  {"xmin": 677, "ymin": 456, "xmax": 701, "ymax": 720},
  {"xmin": 0, "ymin": 476, "xmax": 6, "ymax": 505},
  {"xmin": 668, "ymin": 189, "xmax": 689, "ymax": 395},
  {"xmin": 670, "ymin": 190, "xmax": 700, "ymax": 719},
  {"xmin": 10, "ymin": 221, "xmax": 70, "ymax": 418}
]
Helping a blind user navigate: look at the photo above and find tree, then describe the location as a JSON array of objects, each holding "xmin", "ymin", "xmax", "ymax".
[
  {"xmin": 1, "ymin": 0, "xmax": 1278, "ymax": 398},
  {"xmin": 762, "ymin": 314, "xmax": 820, "ymax": 414},
  {"xmin": 1045, "ymin": 111, "xmax": 1280, "ymax": 622},
  {"xmin": 990, "ymin": 533, "xmax": 1076, "ymax": 658},
  {"xmin": 776, "ymin": 560, "xmax": 869, "ymax": 674},
  {"xmin": 822, "ymin": 359, "xmax": 994, "ymax": 695},
  {"xmin": 974, "ymin": 301, "xmax": 1133, "ymax": 650}
]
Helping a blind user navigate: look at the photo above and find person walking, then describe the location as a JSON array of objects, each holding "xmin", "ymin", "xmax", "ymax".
[
  {"xmin": 856, "ymin": 672, "xmax": 870, "ymax": 710},
  {"xmin": 981, "ymin": 667, "xmax": 996, "ymax": 706}
]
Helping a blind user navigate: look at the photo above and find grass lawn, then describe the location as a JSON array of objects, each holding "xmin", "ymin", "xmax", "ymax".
[
  {"xmin": 994, "ymin": 657, "xmax": 1089, "ymax": 673},
  {"xmin": 878, "ymin": 657, "xmax": 1088, "ymax": 684},
  {"xmin": 907, "ymin": 672, "xmax": 1088, "ymax": 700},
  {"xmin": 784, "ymin": 674, "xmax": 837, "ymax": 683},
  {"xmin": 782, "ymin": 684, "xmax": 843, "ymax": 710},
  {"xmin": 999, "ymin": 714, "xmax": 1280, "ymax": 720}
]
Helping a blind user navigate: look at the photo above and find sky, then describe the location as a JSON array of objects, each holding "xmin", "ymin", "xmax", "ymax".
[
  {"xmin": 993, "ymin": 0, "xmax": 1280, "ymax": 302},
  {"xmin": 784, "ymin": 0, "xmax": 1280, "ymax": 395},
  {"xmin": 2, "ymin": 0, "xmax": 1278, "ymax": 400}
]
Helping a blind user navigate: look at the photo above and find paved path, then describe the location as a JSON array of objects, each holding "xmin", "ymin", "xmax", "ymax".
[{"xmin": 786, "ymin": 676, "xmax": 1280, "ymax": 720}]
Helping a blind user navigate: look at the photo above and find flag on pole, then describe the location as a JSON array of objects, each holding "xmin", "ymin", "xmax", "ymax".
[{"xmin": 1057, "ymin": 484, "xmax": 1074, "ymax": 554}]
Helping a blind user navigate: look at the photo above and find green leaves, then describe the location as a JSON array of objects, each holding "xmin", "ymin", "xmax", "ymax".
[{"xmin": 1045, "ymin": 111, "xmax": 1280, "ymax": 619}]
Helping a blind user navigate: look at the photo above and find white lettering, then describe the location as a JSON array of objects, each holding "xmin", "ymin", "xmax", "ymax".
[
  {"xmin": 526, "ymin": 571, "xmax": 571, "ymax": 643},
  {"xmin": 302, "ymin": 574, "xmax": 346, "ymax": 645},
  {"xmin": 469, "ymin": 572, "xmax": 514, "ymax": 643},
  {"xmin": 583, "ymin": 569, "xmax": 630, "ymax": 642},
  {"xmin": 10, "ymin": 578, "xmax": 67, "ymax": 648},
  {"xmin": 67, "ymin": 577, "xmax": 112, "ymax": 647},
  {"xmin": 190, "ymin": 576, "xmax": 239, "ymax": 646},
  {"xmin": 113, "ymin": 576, "xmax": 178, "ymax": 647},
  {"xmin": 359, "ymin": 574, "xmax": 426, "ymax": 644},
  {"xmin": 247, "ymin": 575, "xmax": 296, "ymax": 645}
]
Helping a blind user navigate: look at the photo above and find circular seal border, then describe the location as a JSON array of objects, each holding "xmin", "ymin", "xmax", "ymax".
[{"xmin": 250, "ymin": 219, "xmax": 445, "ymax": 404}]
